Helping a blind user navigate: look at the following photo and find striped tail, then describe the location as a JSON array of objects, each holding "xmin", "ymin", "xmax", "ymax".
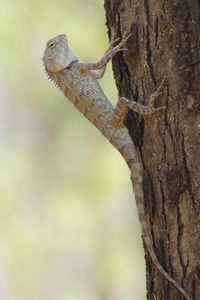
[{"xmin": 126, "ymin": 154, "xmax": 191, "ymax": 300}]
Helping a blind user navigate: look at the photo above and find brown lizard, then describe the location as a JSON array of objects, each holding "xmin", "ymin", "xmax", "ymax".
[{"xmin": 42, "ymin": 33, "xmax": 191, "ymax": 300}]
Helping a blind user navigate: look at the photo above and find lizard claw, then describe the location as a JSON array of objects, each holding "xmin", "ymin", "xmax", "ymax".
[
  {"xmin": 149, "ymin": 79, "xmax": 167, "ymax": 108},
  {"xmin": 109, "ymin": 37, "xmax": 121, "ymax": 48},
  {"xmin": 117, "ymin": 48, "xmax": 129, "ymax": 52},
  {"xmin": 121, "ymin": 31, "xmax": 132, "ymax": 43}
]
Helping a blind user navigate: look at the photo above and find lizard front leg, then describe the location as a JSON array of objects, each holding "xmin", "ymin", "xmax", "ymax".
[
  {"xmin": 77, "ymin": 32, "xmax": 131, "ymax": 72},
  {"xmin": 112, "ymin": 79, "xmax": 166, "ymax": 129},
  {"xmin": 89, "ymin": 36, "xmax": 121, "ymax": 79}
]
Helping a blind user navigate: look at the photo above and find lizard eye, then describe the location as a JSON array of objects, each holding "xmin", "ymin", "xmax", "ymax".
[{"xmin": 49, "ymin": 42, "xmax": 55, "ymax": 49}]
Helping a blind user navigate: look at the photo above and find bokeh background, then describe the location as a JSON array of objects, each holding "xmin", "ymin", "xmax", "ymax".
[{"xmin": 0, "ymin": 0, "xmax": 146, "ymax": 299}]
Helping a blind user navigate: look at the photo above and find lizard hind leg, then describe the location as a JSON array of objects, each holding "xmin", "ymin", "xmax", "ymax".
[
  {"xmin": 112, "ymin": 96, "xmax": 162, "ymax": 129},
  {"xmin": 112, "ymin": 80, "xmax": 167, "ymax": 129},
  {"xmin": 112, "ymin": 97, "xmax": 129, "ymax": 129}
]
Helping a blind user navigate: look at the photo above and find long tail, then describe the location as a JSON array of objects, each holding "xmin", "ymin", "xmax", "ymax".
[{"xmin": 126, "ymin": 154, "xmax": 191, "ymax": 300}]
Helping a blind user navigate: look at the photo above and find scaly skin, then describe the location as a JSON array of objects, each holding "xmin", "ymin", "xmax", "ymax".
[{"xmin": 42, "ymin": 34, "xmax": 191, "ymax": 300}]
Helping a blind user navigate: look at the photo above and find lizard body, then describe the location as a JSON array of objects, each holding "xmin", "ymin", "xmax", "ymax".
[{"xmin": 43, "ymin": 34, "xmax": 191, "ymax": 300}]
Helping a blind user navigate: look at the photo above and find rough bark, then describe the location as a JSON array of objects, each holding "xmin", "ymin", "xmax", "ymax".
[{"xmin": 104, "ymin": 0, "xmax": 200, "ymax": 299}]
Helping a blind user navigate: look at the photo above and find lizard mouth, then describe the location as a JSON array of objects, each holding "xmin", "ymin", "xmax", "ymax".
[{"xmin": 42, "ymin": 56, "xmax": 53, "ymax": 67}]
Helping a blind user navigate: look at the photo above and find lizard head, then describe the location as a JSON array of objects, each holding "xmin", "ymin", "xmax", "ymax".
[{"xmin": 43, "ymin": 34, "xmax": 75, "ymax": 72}]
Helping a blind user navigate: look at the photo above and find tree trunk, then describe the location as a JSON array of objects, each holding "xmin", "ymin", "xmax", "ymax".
[{"xmin": 104, "ymin": 0, "xmax": 200, "ymax": 299}]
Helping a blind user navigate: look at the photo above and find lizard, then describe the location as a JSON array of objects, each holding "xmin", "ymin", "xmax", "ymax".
[{"xmin": 42, "ymin": 33, "xmax": 191, "ymax": 300}]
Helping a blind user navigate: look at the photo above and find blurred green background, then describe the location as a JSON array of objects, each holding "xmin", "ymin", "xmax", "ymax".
[{"xmin": 0, "ymin": 0, "xmax": 145, "ymax": 299}]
